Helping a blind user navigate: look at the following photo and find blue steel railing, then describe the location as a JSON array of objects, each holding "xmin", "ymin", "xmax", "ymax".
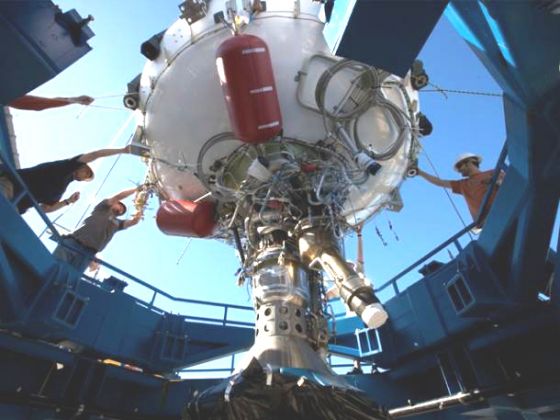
[
  {"xmin": 179, "ymin": 360, "xmax": 356, "ymax": 376},
  {"xmin": 0, "ymin": 149, "xmax": 253, "ymax": 328},
  {"xmin": 374, "ymin": 223, "xmax": 475, "ymax": 296},
  {"xmin": 82, "ymin": 259, "xmax": 254, "ymax": 327}
]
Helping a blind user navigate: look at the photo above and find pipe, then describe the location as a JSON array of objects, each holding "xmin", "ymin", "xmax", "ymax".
[
  {"xmin": 388, "ymin": 373, "xmax": 560, "ymax": 418},
  {"xmin": 389, "ymin": 391, "xmax": 479, "ymax": 417},
  {"xmin": 232, "ymin": 225, "xmax": 245, "ymax": 263},
  {"xmin": 297, "ymin": 224, "xmax": 387, "ymax": 328}
]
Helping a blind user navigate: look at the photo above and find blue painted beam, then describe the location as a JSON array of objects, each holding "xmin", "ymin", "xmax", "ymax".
[
  {"xmin": 0, "ymin": 330, "xmax": 221, "ymax": 419},
  {"xmin": 0, "ymin": 1, "xmax": 94, "ymax": 103},
  {"xmin": 0, "ymin": 109, "xmax": 16, "ymax": 167},
  {"xmin": 446, "ymin": 1, "xmax": 560, "ymax": 306},
  {"xmin": 324, "ymin": 0, "xmax": 449, "ymax": 77},
  {"xmin": 447, "ymin": 0, "xmax": 560, "ymax": 108},
  {"xmin": 477, "ymin": 93, "xmax": 560, "ymax": 301}
]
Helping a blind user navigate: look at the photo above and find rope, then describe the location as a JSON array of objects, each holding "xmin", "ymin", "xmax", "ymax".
[
  {"xmin": 91, "ymin": 93, "xmax": 129, "ymax": 100},
  {"xmin": 423, "ymin": 82, "xmax": 502, "ymax": 98},
  {"xmin": 87, "ymin": 104, "xmax": 129, "ymax": 111},
  {"xmin": 73, "ymin": 113, "xmax": 136, "ymax": 228},
  {"xmin": 176, "ymin": 238, "xmax": 193, "ymax": 265},
  {"xmin": 421, "ymin": 147, "xmax": 474, "ymax": 241}
]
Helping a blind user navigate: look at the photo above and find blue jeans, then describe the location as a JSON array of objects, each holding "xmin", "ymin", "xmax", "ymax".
[{"xmin": 53, "ymin": 237, "xmax": 96, "ymax": 273}]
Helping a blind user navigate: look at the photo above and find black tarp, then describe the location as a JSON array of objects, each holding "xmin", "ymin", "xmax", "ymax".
[{"xmin": 183, "ymin": 359, "xmax": 390, "ymax": 420}]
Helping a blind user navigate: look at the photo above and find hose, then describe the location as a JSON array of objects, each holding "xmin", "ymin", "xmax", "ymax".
[
  {"xmin": 196, "ymin": 132, "xmax": 242, "ymax": 202},
  {"xmin": 315, "ymin": 60, "xmax": 381, "ymax": 121},
  {"xmin": 352, "ymin": 96, "xmax": 408, "ymax": 160},
  {"xmin": 315, "ymin": 60, "xmax": 411, "ymax": 162}
]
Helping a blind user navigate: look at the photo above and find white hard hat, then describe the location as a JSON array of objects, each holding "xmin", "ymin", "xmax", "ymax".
[{"xmin": 454, "ymin": 153, "xmax": 482, "ymax": 171}]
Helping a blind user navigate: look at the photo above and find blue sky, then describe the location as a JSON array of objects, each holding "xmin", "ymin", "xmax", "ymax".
[{"xmin": 12, "ymin": 1, "xmax": 520, "ymax": 370}]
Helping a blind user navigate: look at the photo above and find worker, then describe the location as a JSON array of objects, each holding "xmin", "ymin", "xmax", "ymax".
[
  {"xmin": 8, "ymin": 95, "xmax": 94, "ymax": 111},
  {"xmin": 0, "ymin": 146, "xmax": 134, "ymax": 214},
  {"xmin": 52, "ymin": 187, "xmax": 143, "ymax": 272},
  {"xmin": 347, "ymin": 359, "xmax": 364, "ymax": 375},
  {"xmin": 416, "ymin": 153, "xmax": 504, "ymax": 224}
]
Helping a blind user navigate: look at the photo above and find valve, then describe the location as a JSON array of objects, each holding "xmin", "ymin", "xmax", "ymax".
[
  {"xmin": 411, "ymin": 59, "xmax": 429, "ymax": 90},
  {"xmin": 406, "ymin": 159, "xmax": 419, "ymax": 177},
  {"xmin": 417, "ymin": 112, "xmax": 433, "ymax": 136},
  {"xmin": 354, "ymin": 152, "xmax": 382, "ymax": 176},
  {"xmin": 123, "ymin": 93, "xmax": 139, "ymax": 110}
]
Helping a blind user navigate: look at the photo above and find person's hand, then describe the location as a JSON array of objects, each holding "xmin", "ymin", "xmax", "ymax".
[
  {"xmin": 130, "ymin": 212, "xmax": 143, "ymax": 226},
  {"xmin": 68, "ymin": 191, "xmax": 80, "ymax": 204},
  {"xmin": 71, "ymin": 95, "xmax": 94, "ymax": 105},
  {"xmin": 87, "ymin": 259, "xmax": 100, "ymax": 272}
]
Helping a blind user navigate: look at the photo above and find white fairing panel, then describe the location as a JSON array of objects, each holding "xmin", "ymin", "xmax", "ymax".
[{"xmin": 136, "ymin": 0, "xmax": 418, "ymax": 228}]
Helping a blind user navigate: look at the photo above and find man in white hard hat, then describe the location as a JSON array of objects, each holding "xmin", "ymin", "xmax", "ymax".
[{"xmin": 416, "ymin": 153, "xmax": 504, "ymax": 223}]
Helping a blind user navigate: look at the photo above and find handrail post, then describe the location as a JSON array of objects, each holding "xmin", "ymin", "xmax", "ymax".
[
  {"xmin": 453, "ymin": 239, "xmax": 463, "ymax": 252},
  {"xmin": 223, "ymin": 306, "xmax": 229, "ymax": 326},
  {"xmin": 149, "ymin": 291, "xmax": 157, "ymax": 308}
]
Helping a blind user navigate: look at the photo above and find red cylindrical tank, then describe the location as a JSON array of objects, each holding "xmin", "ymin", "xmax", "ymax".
[
  {"xmin": 216, "ymin": 34, "xmax": 282, "ymax": 144},
  {"xmin": 156, "ymin": 200, "xmax": 216, "ymax": 238}
]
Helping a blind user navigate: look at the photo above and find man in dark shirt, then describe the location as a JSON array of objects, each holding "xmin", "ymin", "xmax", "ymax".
[
  {"xmin": 53, "ymin": 187, "xmax": 142, "ymax": 272},
  {"xmin": 0, "ymin": 146, "xmax": 133, "ymax": 213}
]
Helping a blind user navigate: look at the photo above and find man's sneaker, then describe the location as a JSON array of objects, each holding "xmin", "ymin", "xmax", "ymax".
[{"xmin": 361, "ymin": 303, "xmax": 389, "ymax": 329}]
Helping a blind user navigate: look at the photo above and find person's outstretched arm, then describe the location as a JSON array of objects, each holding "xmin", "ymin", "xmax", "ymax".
[
  {"xmin": 9, "ymin": 95, "xmax": 94, "ymax": 111},
  {"xmin": 417, "ymin": 169, "xmax": 452, "ymax": 188},
  {"xmin": 40, "ymin": 192, "xmax": 80, "ymax": 213},
  {"xmin": 122, "ymin": 212, "xmax": 142, "ymax": 229},
  {"xmin": 107, "ymin": 186, "xmax": 139, "ymax": 206},
  {"xmin": 78, "ymin": 145, "xmax": 132, "ymax": 164}
]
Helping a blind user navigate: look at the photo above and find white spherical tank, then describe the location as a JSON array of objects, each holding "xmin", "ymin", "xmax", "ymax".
[{"xmin": 132, "ymin": 0, "xmax": 420, "ymax": 237}]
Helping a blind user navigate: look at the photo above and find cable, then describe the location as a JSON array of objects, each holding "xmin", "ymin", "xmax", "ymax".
[
  {"xmin": 315, "ymin": 60, "xmax": 409, "ymax": 161},
  {"xmin": 73, "ymin": 114, "xmax": 136, "ymax": 227},
  {"xmin": 315, "ymin": 60, "xmax": 380, "ymax": 121},
  {"xmin": 421, "ymin": 147, "xmax": 474, "ymax": 241},
  {"xmin": 87, "ymin": 104, "xmax": 129, "ymax": 111},
  {"xmin": 91, "ymin": 93, "xmax": 129, "ymax": 100},
  {"xmin": 176, "ymin": 238, "xmax": 193, "ymax": 265},
  {"xmin": 424, "ymin": 82, "xmax": 502, "ymax": 98},
  {"xmin": 196, "ymin": 132, "xmax": 243, "ymax": 202}
]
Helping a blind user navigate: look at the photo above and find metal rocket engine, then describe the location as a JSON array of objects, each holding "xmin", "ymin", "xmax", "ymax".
[{"xmin": 127, "ymin": 0, "xmax": 421, "ymax": 417}]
